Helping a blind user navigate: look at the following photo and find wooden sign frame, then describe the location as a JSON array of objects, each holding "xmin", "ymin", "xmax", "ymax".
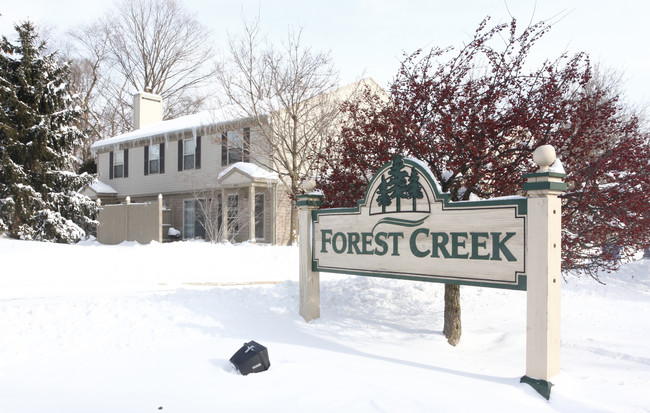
[{"xmin": 310, "ymin": 156, "xmax": 528, "ymax": 290}]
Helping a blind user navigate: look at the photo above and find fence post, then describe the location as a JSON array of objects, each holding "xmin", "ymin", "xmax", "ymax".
[
  {"xmin": 297, "ymin": 181, "xmax": 323, "ymax": 322},
  {"xmin": 521, "ymin": 145, "xmax": 567, "ymax": 399},
  {"xmin": 157, "ymin": 194, "xmax": 163, "ymax": 243},
  {"xmin": 125, "ymin": 196, "xmax": 131, "ymax": 241}
]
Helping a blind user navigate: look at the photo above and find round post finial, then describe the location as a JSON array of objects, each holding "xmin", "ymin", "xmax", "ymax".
[
  {"xmin": 533, "ymin": 145, "xmax": 557, "ymax": 172},
  {"xmin": 301, "ymin": 178, "xmax": 316, "ymax": 193}
]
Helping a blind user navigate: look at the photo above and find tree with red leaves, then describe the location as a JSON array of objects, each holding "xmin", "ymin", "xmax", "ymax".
[{"xmin": 318, "ymin": 17, "xmax": 650, "ymax": 346}]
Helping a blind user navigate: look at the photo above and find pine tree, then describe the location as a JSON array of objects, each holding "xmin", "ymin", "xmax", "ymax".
[
  {"xmin": 405, "ymin": 167, "xmax": 423, "ymax": 211},
  {"xmin": 376, "ymin": 175, "xmax": 392, "ymax": 213},
  {"xmin": 386, "ymin": 154, "xmax": 409, "ymax": 212},
  {"xmin": 0, "ymin": 22, "xmax": 98, "ymax": 242}
]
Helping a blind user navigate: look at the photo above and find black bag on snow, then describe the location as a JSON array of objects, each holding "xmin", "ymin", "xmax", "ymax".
[{"xmin": 229, "ymin": 341, "xmax": 271, "ymax": 375}]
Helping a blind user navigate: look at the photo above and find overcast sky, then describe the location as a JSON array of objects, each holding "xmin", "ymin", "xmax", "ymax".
[{"xmin": 2, "ymin": 0, "xmax": 648, "ymax": 106}]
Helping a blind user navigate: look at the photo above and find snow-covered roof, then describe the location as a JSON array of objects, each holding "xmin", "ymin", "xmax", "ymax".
[
  {"xmin": 87, "ymin": 180, "xmax": 117, "ymax": 194},
  {"xmin": 90, "ymin": 79, "xmax": 384, "ymax": 154},
  {"xmin": 91, "ymin": 108, "xmax": 240, "ymax": 152},
  {"xmin": 217, "ymin": 162, "xmax": 278, "ymax": 181},
  {"xmin": 78, "ymin": 179, "xmax": 117, "ymax": 200}
]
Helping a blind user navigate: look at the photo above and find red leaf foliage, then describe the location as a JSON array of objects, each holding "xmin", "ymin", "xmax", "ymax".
[{"xmin": 317, "ymin": 18, "xmax": 650, "ymax": 277}]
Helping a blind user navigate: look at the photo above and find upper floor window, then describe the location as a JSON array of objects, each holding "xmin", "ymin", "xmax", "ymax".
[
  {"xmin": 183, "ymin": 139, "xmax": 195, "ymax": 170},
  {"xmin": 109, "ymin": 149, "xmax": 128, "ymax": 179},
  {"xmin": 114, "ymin": 150, "xmax": 124, "ymax": 178},
  {"xmin": 177, "ymin": 136, "xmax": 201, "ymax": 171},
  {"xmin": 144, "ymin": 143, "xmax": 165, "ymax": 175},
  {"xmin": 221, "ymin": 128, "xmax": 250, "ymax": 165},
  {"xmin": 150, "ymin": 144, "xmax": 160, "ymax": 173}
]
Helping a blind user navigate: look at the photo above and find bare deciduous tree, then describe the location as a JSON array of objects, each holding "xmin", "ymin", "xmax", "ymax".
[
  {"xmin": 64, "ymin": 22, "xmax": 112, "ymax": 165},
  {"xmin": 191, "ymin": 188, "xmax": 265, "ymax": 244},
  {"xmin": 217, "ymin": 18, "xmax": 339, "ymax": 244},
  {"xmin": 104, "ymin": 0, "xmax": 216, "ymax": 119},
  {"xmin": 66, "ymin": 0, "xmax": 217, "ymax": 153}
]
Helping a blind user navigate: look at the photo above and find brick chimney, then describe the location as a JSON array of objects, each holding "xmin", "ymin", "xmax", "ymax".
[{"xmin": 133, "ymin": 91, "xmax": 163, "ymax": 129}]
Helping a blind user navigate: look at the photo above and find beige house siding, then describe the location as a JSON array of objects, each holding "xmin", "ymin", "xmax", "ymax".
[
  {"xmin": 116, "ymin": 183, "xmax": 282, "ymax": 243},
  {"xmin": 97, "ymin": 133, "xmax": 219, "ymax": 197},
  {"xmin": 95, "ymin": 125, "xmax": 270, "ymax": 198},
  {"xmin": 274, "ymin": 191, "xmax": 293, "ymax": 246},
  {"xmin": 113, "ymin": 188, "xmax": 280, "ymax": 243}
]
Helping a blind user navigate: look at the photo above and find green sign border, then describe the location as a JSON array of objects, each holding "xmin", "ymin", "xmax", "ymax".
[{"xmin": 311, "ymin": 158, "xmax": 528, "ymax": 291}]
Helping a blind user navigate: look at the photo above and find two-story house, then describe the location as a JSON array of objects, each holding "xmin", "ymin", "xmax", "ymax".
[
  {"xmin": 84, "ymin": 79, "xmax": 386, "ymax": 245},
  {"xmin": 85, "ymin": 91, "xmax": 290, "ymax": 244}
]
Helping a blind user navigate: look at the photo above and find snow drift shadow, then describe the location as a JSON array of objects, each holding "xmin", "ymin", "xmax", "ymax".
[{"xmin": 158, "ymin": 277, "xmax": 519, "ymax": 387}]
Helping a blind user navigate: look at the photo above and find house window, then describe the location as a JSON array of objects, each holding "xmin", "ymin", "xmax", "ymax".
[
  {"xmin": 221, "ymin": 128, "xmax": 250, "ymax": 165},
  {"xmin": 183, "ymin": 199, "xmax": 206, "ymax": 239},
  {"xmin": 114, "ymin": 150, "xmax": 124, "ymax": 178},
  {"xmin": 178, "ymin": 137, "xmax": 201, "ymax": 171},
  {"xmin": 149, "ymin": 144, "xmax": 160, "ymax": 174},
  {"xmin": 110, "ymin": 149, "xmax": 129, "ymax": 179},
  {"xmin": 145, "ymin": 143, "xmax": 165, "ymax": 175},
  {"xmin": 255, "ymin": 193, "xmax": 265, "ymax": 240},
  {"xmin": 228, "ymin": 194, "xmax": 239, "ymax": 234},
  {"xmin": 184, "ymin": 139, "xmax": 195, "ymax": 170}
]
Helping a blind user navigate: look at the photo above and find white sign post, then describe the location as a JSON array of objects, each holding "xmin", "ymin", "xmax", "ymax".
[
  {"xmin": 521, "ymin": 145, "xmax": 565, "ymax": 398},
  {"xmin": 297, "ymin": 179, "xmax": 323, "ymax": 323},
  {"xmin": 298, "ymin": 146, "xmax": 565, "ymax": 399}
]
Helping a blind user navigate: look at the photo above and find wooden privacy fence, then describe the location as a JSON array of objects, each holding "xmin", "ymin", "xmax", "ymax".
[{"xmin": 97, "ymin": 194, "xmax": 165, "ymax": 245}]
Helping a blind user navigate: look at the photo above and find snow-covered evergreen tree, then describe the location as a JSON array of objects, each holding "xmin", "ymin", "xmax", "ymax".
[{"xmin": 0, "ymin": 22, "xmax": 98, "ymax": 242}]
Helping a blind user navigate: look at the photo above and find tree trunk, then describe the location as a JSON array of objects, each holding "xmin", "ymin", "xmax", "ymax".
[
  {"xmin": 288, "ymin": 199, "xmax": 297, "ymax": 246},
  {"xmin": 443, "ymin": 284, "xmax": 461, "ymax": 346}
]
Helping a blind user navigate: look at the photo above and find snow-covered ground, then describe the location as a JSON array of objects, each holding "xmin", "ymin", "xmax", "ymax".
[{"xmin": 0, "ymin": 237, "xmax": 648, "ymax": 412}]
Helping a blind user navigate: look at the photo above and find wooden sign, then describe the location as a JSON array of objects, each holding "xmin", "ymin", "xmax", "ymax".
[
  {"xmin": 298, "ymin": 146, "xmax": 566, "ymax": 400},
  {"xmin": 311, "ymin": 155, "xmax": 528, "ymax": 290}
]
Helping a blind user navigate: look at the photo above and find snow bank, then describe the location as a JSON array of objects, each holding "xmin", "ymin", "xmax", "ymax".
[{"xmin": 0, "ymin": 237, "xmax": 648, "ymax": 412}]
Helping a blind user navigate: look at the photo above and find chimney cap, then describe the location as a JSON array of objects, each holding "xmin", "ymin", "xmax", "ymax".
[{"xmin": 133, "ymin": 91, "xmax": 163, "ymax": 129}]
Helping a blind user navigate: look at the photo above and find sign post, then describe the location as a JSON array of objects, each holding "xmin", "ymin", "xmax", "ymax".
[
  {"xmin": 297, "ymin": 180, "xmax": 323, "ymax": 322},
  {"xmin": 521, "ymin": 145, "xmax": 566, "ymax": 399},
  {"xmin": 298, "ymin": 146, "xmax": 565, "ymax": 399}
]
